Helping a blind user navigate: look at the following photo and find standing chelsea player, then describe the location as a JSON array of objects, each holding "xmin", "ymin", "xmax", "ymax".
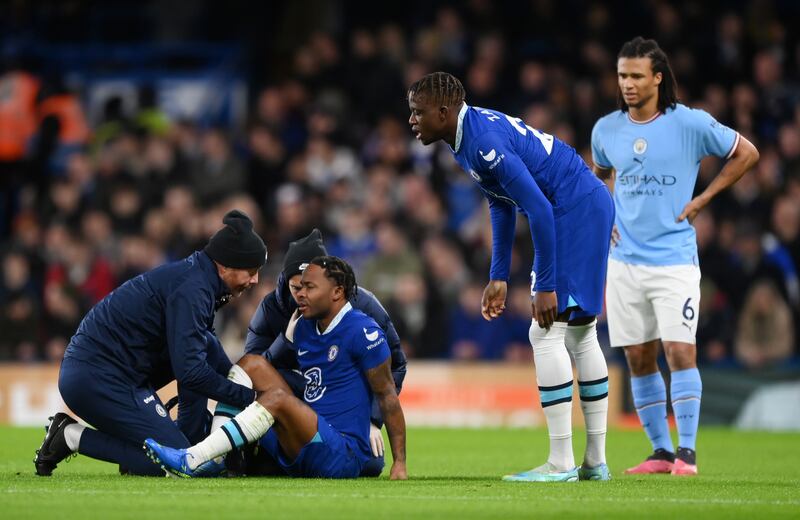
[
  {"xmin": 591, "ymin": 37, "xmax": 759, "ymax": 475},
  {"xmin": 409, "ymin": 72, "xmax": 614, "ymax": 482}
]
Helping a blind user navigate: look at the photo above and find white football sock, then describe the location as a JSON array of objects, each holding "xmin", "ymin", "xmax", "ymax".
[
  {"xmin": 565, "ymin": 319, "xmax": 608, "ymax": 467},
  {"xmin": 64, "ymin": 423, "xmax": 85, "ymax": 452},
  {"xmin": 210, "ymin": 364, "xmax": 253, "ymax": 432},
  {"xmin": 530, "ymin": 321, "xmax": 575, "ymax": 471},
  {"xmin": 186, "ymin": 401, "xmax": 274, "ymax": 470}
]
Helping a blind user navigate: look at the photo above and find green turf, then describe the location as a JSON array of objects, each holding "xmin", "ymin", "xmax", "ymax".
[{"xmin": 2, "ymin": 426, "xmax": 799, "ymax": 519}]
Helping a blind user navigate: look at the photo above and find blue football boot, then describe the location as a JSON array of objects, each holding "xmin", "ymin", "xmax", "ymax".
[
  {"xmin": 578, "ymin": 463, "xmax": 612, "ymax": 481},
  {"xmin": 144, "ymin": 438, "xmax": 220, "ymax": 478},
  {"xmin": 502, "ymin": 462, "xmax": 579, "ymax": 482}
]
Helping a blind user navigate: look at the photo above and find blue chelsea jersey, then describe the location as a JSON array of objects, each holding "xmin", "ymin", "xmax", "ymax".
[
  {"xmin": 591, "ymin": 104, "xmax": 739, "ymax": 266},
  {"xmin": 450, "ymin": 103, "xmax": 603, "ymax": 289},
  {"xmin": 292, "ymin": 303, "xmax": 391, "ymax": 459}
]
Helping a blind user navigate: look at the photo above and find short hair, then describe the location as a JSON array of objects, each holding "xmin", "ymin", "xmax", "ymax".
[
  {"xmin": 309, "ymin": 255, "xmax": 357, "ymax": 300},
  {"xmin": 408, "ymin": 72, "xmax": 466, "ymax": 107},
  {"xmin": 617, "ymin": 37, "xmax": 679, "ymax": 114}
]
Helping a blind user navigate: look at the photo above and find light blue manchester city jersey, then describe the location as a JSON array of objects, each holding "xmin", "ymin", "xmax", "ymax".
[{"xmin": 591, "ymin": 104, "xmax": 739, "ymax": 266}]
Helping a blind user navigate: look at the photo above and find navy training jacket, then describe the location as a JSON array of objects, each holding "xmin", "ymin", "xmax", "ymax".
[{"xmin": 64, "ymin": 251, "xmax": 256, "ymax": 409}]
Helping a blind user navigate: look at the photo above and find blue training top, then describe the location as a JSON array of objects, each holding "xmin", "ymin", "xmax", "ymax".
[{"xmin": 64, "ymin": 251, "xmax": 255, "ymax": 409}]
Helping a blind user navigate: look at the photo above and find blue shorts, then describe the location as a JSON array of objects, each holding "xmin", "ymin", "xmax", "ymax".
[
  {"xmin": 543, "ymin": 186, "xmax": 614, "ymax": 318},
  {"xmin": 258, "ymin": 415, "xmax": 364, "ymax": 478}
]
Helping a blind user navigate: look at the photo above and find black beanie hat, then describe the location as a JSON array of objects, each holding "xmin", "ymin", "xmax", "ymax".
[
  {"xmin": 282, "ymin": 229, "xmax": 327, "ymax": 280},
  {"xmin": 204, "ymin": 210, "xmax": 267, "ymax": 269}
]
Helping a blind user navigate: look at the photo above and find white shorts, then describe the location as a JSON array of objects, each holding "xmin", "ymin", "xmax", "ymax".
[{"xmin": 606, "ymin": 259, "xmax": 701, "ymax": 347}]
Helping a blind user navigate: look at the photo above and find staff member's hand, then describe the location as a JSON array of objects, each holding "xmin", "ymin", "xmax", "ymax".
[{"xmin": 369, "ymin": 423, "xmax": 385, "ymax": 457}]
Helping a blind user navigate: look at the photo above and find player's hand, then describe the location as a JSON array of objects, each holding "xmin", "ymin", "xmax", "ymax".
[
  {"xmin": 285, "ymin": 309, "xmax": 301, "ymax": 343},
  {"xmin": 369, "ymin": 423, "xmax": 384, "ymax": 457},
  {"xmin": 390, "ymin": 461, "xmax": 408, "ymax": 480},
  {"xmin": 610, "ymin": 225, "xmax": 621, "ymax": 247},
  {"xmin": 532, "ymin": 291, "xmax": 558, "ymax": 329},
  {"xmin": 677, "ymin": 197, "xmax": 706, "ymax": 224},
  {"xmin": 481, "ymin": 280, "xmax": 507, "ymax": 321}
]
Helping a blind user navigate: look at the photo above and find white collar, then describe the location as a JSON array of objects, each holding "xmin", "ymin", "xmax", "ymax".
[
  {"xmin": 316, "ymin": 302, "xmax": 353, "ymax": 335},
  {"xmin": 452, "ymin": 102, "xmax": 469, "ymax": 152}
]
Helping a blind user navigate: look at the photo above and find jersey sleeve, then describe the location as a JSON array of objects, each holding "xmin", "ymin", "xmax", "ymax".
[
  {"xmin": 590, "ymin": 119, "xmax": 613, "ymax": 169},
  {"xmin": 488, "ymin": 196, "xmax": 516, "ymax": 281},
  {"xmin": 688, "ymin": 108, "xmax": 739, "ymax": 159},
  {"xmin": 244, "ymin": 292, "xmax": 288, "ymax": 357},
  {"xmin": 351, "ymin": 320, "xmax": 391, "ymax": 372},
  {"xmin": 472, "ymin": 131, "xmax": 557, "ymax": 291}
]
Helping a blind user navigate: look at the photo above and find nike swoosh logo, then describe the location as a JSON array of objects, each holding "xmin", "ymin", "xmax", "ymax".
[
  {"xmin": 298, "ymin": 349, "xmax": 309, "ymax": 356},
  {"xmin": 363, "ymin": 328, "xmax": 379, "ymax": 341},
  {"xmin": 480, "ymin": 149, "xmax": 497, "ymax": 161}
]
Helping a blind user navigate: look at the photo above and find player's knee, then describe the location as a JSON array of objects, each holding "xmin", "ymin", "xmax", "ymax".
[
  {"xmin": 238, "ymin": 353, "xmax": 268, "ymax": 375},
  {"xmin": 529, "ymin": 322, "xmax": 565, "ymax": 354},
  {"xmin": 664, "ymin": 342, "xmax": 696, "ymax": 371},
  {"xmin": 623, "ymin": 346, "xmax": 657, "ymax": 376},
  {"xmin": 257, "ymin": 386, "xmax": 291, "ymax": 413}
]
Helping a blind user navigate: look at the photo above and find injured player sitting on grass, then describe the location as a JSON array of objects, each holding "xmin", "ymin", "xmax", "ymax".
[{"xmin": 144, "ymin": 256, "xmax": 408, "ymax": 480}]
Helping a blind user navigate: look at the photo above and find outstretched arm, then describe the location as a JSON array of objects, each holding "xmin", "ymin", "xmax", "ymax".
[{"xmin": 366, "ymin": 358, "xmax": 407, "ymax": 480}]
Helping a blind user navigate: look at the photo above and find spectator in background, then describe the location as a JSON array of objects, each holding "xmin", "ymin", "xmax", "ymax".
[
  {"xmin": 0, "ymin": 0, "xmax": 797, "ymax": 370},
  {"xmin": 449, "ymin": 281, "xmax": 508, "ymax": 360},
  {"xmin": 735, "ymin": 279, "xmax": 794, "ymax": 369},
  {"xmin": 0, "ymin": 250, "xmax": 41, "ymax": 360},
  {"xmin": 190, "ymin": 128, "xmax": 246, "ymax": 207},
  {"xmin": 360, "ymin": 221, "xmax": 423, "ymax": 304}
]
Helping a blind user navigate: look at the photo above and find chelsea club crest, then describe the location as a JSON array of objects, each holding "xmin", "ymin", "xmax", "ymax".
[
  {"xmin": 328, "ymin": 345, "xmax": 339, "ymax": 362},
  {"xmin": 633, "ymin": 138, "xmax": 647, "ymax": 154}
]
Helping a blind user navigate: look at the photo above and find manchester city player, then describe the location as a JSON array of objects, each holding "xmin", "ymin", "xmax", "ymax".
[
  {"xmin": 145, "ymin": 256, "xmax": 408, "ymax": 480},
  {"xmin": 408, "ymin": 72, "xmax": 614, "ymax": 482},
  {"xmin": 591, "ymin": 37, "xmax": 759, "ymax": 476}
]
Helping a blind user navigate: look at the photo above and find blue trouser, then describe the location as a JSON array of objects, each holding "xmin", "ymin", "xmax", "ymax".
[{"xmin": 59, "ymin": 344, "xmax": 230, "ymax": 475}]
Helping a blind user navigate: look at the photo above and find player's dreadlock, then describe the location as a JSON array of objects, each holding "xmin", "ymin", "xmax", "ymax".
[
  {"xmin": 617, "ymin": 37, "xmax": 679, "ymax": 114},
  {"xmin": 408, "ymin": 71, "xmax": 466, "ymax": 107},
  {"xmin": 310, "ymin": 255, "xmax": 358, "ymax": 300}
]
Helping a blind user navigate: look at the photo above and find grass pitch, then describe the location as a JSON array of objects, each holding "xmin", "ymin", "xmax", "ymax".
[{"xmin": 1, "ymin": 426, "xmax": 798, "ymax": 519}]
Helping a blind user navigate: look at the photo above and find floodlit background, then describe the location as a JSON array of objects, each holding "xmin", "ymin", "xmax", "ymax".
[{"xmin": 0, "ymin": 0, "xmax": 798, "ymax": 429}]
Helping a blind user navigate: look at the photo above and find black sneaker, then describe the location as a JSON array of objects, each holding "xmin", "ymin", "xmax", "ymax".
[
  {"xmin": 648, "ymin": 448, "xmax": 676, "ymax": 463},
  {"xmin": 34, "ymin": 413, "xmax": 77, "ymax": 476},
  {"xmin": 675, "ymin": 447, "xmax": 696, "ymax": 465}
]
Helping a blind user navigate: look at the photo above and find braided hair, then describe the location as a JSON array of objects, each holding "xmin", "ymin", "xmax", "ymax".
[
  {"xmin": 617, "ymin": 37, "xmax": 679, "ymax": 114},
  {"xmin": 309, "ymin": 255, "xmax": 358, "ymax": 300},
  {"xmin": 408, "ymin": 71, "xmax": 466, "ymax": 107}
]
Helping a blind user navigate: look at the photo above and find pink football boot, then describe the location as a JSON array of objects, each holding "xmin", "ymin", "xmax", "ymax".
[{"xmin": 624, "ymin": 449, "xmax": 675, "ymax": 474}]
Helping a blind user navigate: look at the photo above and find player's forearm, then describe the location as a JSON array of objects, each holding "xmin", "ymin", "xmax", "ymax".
[
  {"xmin": 377, "ymin": 391, "xmax": 407, "ymax": 463},
  {"xmin": 698, "ymin": 138, "xmax": 759, "ymax": 205}
]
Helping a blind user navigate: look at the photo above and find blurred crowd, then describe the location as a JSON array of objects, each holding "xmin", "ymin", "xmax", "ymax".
[{"xmin": 0, "ymin": 0, "xmax": 798, "ymax": 369}]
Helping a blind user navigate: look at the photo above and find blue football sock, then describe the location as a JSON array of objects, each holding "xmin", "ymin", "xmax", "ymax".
[
  {"xmin": 79, "ymin": 428, "xmax": 164, "ymax": 476},
  {"xmin": 670, "ymin": 368, "xmax": 702, "ymax": 451},
  {"xmin": 631, "ymin": 372, "xmax": 674, "ymax": 453}
]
